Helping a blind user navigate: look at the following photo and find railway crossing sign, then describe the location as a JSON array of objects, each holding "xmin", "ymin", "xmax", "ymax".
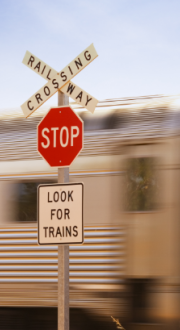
[
  {"xmin": 38, "ymin": 183, "xmax": 83, "ymax": 245},
  {"xmin": 21, "ymin": 44, "xmax": 98, "ymax": 117},
  {"xmin": 37, "ymin": 106, "xmax": 83, "ymax": 167},
  {"xmin": 20, "ymin": 43, "xmax": 97, "ymax": 330}
]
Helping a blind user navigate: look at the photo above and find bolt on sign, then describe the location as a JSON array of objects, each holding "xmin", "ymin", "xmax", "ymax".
[
  {"xmin": 38, "ymin": 183, "xmax": 83, "ymax": 245},
  {"xmin": 37, "ymin": 106, "xmax": 83, "ymax": 167},
  {"xmin": 21, "ymin": 44, "xmax": 98, "ymax": 117}
]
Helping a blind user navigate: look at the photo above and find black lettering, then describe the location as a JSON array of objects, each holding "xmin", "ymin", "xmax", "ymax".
[
  {"xmin": 46, "ymin": 69, "xmax": 52, "ymax": 80},
  {"xmin": 35, "ymin": 93, "xmax": 43, "ymax": 104},
  {"xmin": 66, "ymin": 83, "xmax": 75, "ymax": 95},
  {"xmin": 61, "ymin": 191, "xmax": 66, "ymax": 202},
  {"xmin": 28, "ymin": 55, "xmax": 35, "ymax": 67},
  {"xmin": 57, "ymin": 209, "xmax": 62, "ymax": 220},
  {"xmin": 68, "ymin": 191, "xmax": 73, "ymax": 201},
  {"xmin": 44, "ymin": 86, "xmax": 50, "ymax": 96},
  {"xmin": 43, "ymin": 227, "xmax": 48, "ymax": 237},
  {"xmin": 73, "ymin": 226, "xmax": 78, "ymax": 237},
  {"xmin": 68, "ymin": 66, "xmax": 73, "ymax": 75},
  {"xmin": 52, "ymin": 78, "xmax": 59, "ymax": 89},
  {"xmin": 41, "ymin": 65, "xmax": 46, "ymax": 74},
  {"xmin": 49, "ymin": 227, "xmax": 54, "ymax": 237},
  {"xmin": 85, "ymin": 95, "xmax": 92, "ymax": 106},
  {"xmin": 62, "ymin": 226, "xmax": 64, "ymax": 237},
  {"xmin": 27, "ymin": 100, "xmax": 34, "ymax": 111},
  {"xmin": 76, "ymin": 91, "xmax": 83, "ymax": 102},
  {"xmin": 64, "ymin": 209, "xmax": 70, "ymax": 219},
  {"xmin": 51, "ymin": 209, "xmax": 56, "ymax": 220},
  {"xmin": 84, "ymin": 51, "xmax": 91, "ymax": 61},
  {"xmin": 48, "ymin": 192, "xmax": 52, "ymax": 202},
  {"xmin": 66, "ymin": 226, "xmax": 71, "ymax": 237},
  {"xmin": 75, "ymin": 58, "xmax": 82, "ymax": 70},
  {"xmin": 54, "ymin": 191, "xmax": 59, "ymax": 202},
  {"xmin": 56, "ymin": 226, "xmax": 62, "ymax": 237},
  {"xmin": 60, "ymin": 71, "xmax": 67, "ymax": 82},
  {"xmin": 34, "ymin": 61, "xmax": 41, "ymax": 72}
]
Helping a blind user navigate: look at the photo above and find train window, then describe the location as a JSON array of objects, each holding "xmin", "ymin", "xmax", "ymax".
[
  {"xmin": 14, "ymin": 182, "xmax": 54, "ymax": 222},
  {"xmin": 125, "ymin": 157, "xmax": 158, "ymax": 212},
  {"xmin": 16, "ymin": 183, "xmax": 38, "ymax": 222}
]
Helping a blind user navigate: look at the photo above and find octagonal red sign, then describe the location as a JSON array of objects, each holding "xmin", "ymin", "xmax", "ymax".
[{"xmin": 37, "ymin": 106, "xmax": 83, "ymax": 167}]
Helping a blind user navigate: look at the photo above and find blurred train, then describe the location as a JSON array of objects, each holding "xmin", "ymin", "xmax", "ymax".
[{"xmin": 0, "ymin": 94, "xmax": 180, "ymax": 329}]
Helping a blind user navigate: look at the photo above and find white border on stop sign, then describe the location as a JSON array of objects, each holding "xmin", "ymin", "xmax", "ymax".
[{"xmin": 37, "ymin": 105, "xmax": 84, "ymax": 168}]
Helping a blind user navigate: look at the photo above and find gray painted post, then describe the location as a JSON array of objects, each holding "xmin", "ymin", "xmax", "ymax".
[{"xmin": 58, "ymin": 90, "xmax": 69, "ymax": 330}]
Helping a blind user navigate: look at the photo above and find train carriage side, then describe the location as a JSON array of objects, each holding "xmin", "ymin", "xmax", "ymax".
[
  {"xmin": 0, "ymin": 97, "xmax": 180, "ymax": 329},
  {"xmin": 0, "ymin": 105, "xmax": 127, "ymax": 323}
]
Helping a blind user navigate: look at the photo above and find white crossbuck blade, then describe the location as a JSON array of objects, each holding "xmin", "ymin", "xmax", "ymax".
[{"xmin": 21, "ymin": 44, "xmax": 98, "ymax": 118}]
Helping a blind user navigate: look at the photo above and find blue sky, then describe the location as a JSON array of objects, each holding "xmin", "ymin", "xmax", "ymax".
[{"xmin": 1, "ymin": 0, "xmax": 180, "ymax": 110}]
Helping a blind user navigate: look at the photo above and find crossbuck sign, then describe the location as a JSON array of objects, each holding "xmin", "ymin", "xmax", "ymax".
[{"xmin": 21, "ymin": 44, "xmax": 98, "ymax": 117}]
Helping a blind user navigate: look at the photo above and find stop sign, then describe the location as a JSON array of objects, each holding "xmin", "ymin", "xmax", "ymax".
[{"xmin": 37, "ymin": 106, "xmax": 83, "ymax": 167}]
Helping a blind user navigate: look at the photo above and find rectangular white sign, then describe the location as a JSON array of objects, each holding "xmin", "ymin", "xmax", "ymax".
[
  {"xmin": 38, "ymin": 183, "xmax": 83, "ymax": 245},
  {"xmin": 21, "ymin": 44, "xmax": 98, "ymax": 117}
]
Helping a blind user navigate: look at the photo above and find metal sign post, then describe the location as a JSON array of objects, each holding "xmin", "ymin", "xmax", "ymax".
[
  {"xmin": 20, "ymin": 44, "xmax": 99, "ymax": 330},
  {"xmin": 58, "ymin": 91, "xmax": 69, "ymax": 330}
]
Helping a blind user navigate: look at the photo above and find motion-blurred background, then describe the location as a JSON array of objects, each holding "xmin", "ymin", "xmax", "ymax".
[{"xmin": 0, "ymin": 95, "xmax": 180, "ymax": 330}]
